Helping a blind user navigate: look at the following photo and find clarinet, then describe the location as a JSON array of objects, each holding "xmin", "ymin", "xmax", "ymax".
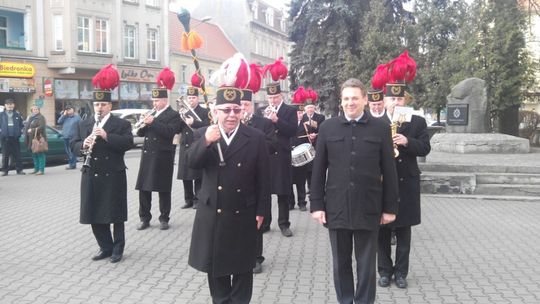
[{"xmin": 82, "ymin": 113, "xmax": 102, "ymax": 168}]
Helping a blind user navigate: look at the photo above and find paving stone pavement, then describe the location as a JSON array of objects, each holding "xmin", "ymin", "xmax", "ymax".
[{"xmin": 1, "ymin": 150, "xmax": 539, "ymax": 304}]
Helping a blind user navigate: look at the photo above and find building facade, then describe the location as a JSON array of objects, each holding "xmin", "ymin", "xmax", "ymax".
[{"xmin": 1, "ymin": 0, "xmax": 169, "ymax": 122}]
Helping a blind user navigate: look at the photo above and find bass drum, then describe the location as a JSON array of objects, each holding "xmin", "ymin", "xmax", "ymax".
[{"xmin": 291, "ymin": 143, "xmax": 315, "ymax": 167}]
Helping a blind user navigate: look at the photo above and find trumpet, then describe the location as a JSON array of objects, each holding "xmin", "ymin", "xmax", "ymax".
[
  {"xmin": 82, "ymin": 113, "xmax": 102, "ymax": 168},
  {"xmin": 176, "ymin": 96, "xmax": 202, "ymax": 127},
  {"xmin": 133, "ymin": 107, "xmax": 157, "ymax": 134},
  {"xmin": 263, "ymin": 105, "xmax": 277, "ymax": 119},
  {"xmin": 391, "ymin": 113, "xmax": 406, "ymax": 158},
  {"xmin": 241, "ymin": 111, "xmax": 252, "ymax": 125}
]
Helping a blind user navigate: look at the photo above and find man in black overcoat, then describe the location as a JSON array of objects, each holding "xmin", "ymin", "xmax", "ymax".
[
  {"xmin": 240, "ymin": 89, "xmax": 277, "ymax": 274},
  {"xmin": 177, "ymin": 86, "xmax": 210, "ymax": 209},
  {"xmin": 135, "ymin": 78, "xmax": 184, "ymax": 231},
  {"xmin": 71, "ymin": 69, "xmax": 133, "ymax": 264},
  {"xmin": 187, "ymin": 87, "xmax": 271, "ymax": 303},
  {"xmin": 377, "ymin": 84, "xmax": 431, "ymax": 289},
  {"xmin": 261, "ymin": 82, "xmax": 296, "ymax": 237},
  {"xmin": 310, "ymin": 78, "xmax": 399, "ymax": 304}
]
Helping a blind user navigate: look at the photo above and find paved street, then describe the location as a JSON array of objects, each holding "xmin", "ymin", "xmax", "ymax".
[{"xmin": 1, "ymin": 150, "xmax": 539, "ymax": 304}]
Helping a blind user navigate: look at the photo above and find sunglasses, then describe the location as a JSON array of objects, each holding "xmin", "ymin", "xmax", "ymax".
[{"xmin": 217, "ymin": 108, "xmax": 242, "ymax": 114}]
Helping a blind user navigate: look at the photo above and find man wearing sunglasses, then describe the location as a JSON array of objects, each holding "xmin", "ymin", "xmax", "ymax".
[{"xmin": 187, "ymin": 87, "xmax": 271, "ymax": 304}]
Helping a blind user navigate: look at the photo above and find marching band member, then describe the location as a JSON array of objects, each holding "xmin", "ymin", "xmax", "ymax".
[
  {"xmin": 289, "ymin": 87, "xmax": 310, "ymax": 211},
  {"xmin": 261, "ymin": 58, "xmax": 297, "ymax": 237},
  {"xmin": 299, "ymin": 87, "xmax": 325, "ymax": 193},
  {"xmin": 177, "ymin": 79, "xmax": 210, "ymax": 209},
  {"xmin": 377, "ymin": 51, "xmax": 431, "ymax": 289},
  {"xmin": 135, "ymin": 68, "xmax": 184, "ymax": 231},
  {"xmin": 71, "ymin": 65, "xmax": 133, "ymax": 263},
  {"xmin": 187, "ymin": 86, "xmax": 271, "ymax": 303}
]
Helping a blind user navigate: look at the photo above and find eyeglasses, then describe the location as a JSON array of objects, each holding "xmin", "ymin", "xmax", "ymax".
[{"xmin": 217, "ymin": 108, "xmax": 242, "ymax": 114}]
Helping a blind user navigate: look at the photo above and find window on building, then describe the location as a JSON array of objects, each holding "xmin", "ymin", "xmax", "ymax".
[
  {"xmin": 146, "ymin": 0, "xmax": 158, "ymax": 7},
  {"xmin": 265, "ymin": 8, "xmax": 274, "ymax": 27},
  {"xmin": 95, "ymin": 19, "xmax": 109, "ymax": 53},
  {"xmin": 53, "ymin": 15, "xmax": 63, "ymax": 51},
  {"xmin": 208, "ymin": 69, "xmax": 214, "ymax": 79},
  {"xmin": 124, "ymin": 25, "xmax": 137, "ymax": 59},
  {"xmin": 254, "ymin": 37, "xmax": 260, "ymax": 55},
  {"xmin": 77, "ymin": 16, "xmax": 91, "ymax": 52},
  {"xmin": 0, "ymin": 16, "xmax": 7, "ymax": 48},
  {"xmin": 181, "ymin": 64, "xmax": 187, "ymax": 83},
  {"xmin": 252, "ymin": 1, "xmax": 258, "ymax": 19},
  {"xmin": 147, "ymin": 28, "xmax": 158, "ymax": 60},
  {"xmin": 281, "ymin": 17, "xmax": 287, "ymax": 32},
  {"xmin": 0, "ymin": 11, "xmax": 26, "ymax": 49}
]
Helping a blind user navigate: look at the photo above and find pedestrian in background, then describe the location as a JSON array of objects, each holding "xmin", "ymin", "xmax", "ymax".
[
  {"xmin": 0, "ymin": 98, "xmax": 25, "ymax": 176},
  {"xmin": 72, "ymin": 64, "xmax": 133, "ymax": 264},
  {"xmin": 25, "ymin": 105, "xmax": 47, "ymax": 175},
  {"xmin": 57, "ymin": 105, "xmax": 81, "ymax": 169},
  {"xmin": 310, "ymin": 78, "xmax": 399, "ymax": 304}
]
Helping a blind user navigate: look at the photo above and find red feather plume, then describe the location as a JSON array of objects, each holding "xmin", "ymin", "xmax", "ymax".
[
  {"xmin": 247, "ymin": 64, "xmax": 263, "ymax": 93},
  {"xmin": 191, "ymin": 72, "xmax": 205, "ymax": 88},
  {"xmin": 263, "ymin": 57, "xmax": 288, "ymax": 81},
  {"xmin": 92, "ymin": 64, "xmax": 119, "ymax": 90},
  {"xmin": 389, "ymin": 51, "xmax": 416, "ymax": 83},
  {"xmin": 292, "ymin": 86, "xmax": 307, "ymax": 104},
  {"xmin": 234, "ymin": 59, "xmax": 250, "ymax": 89},
  {"xmin": 157, "ymin": 67, "xmax": 175, "ymax": 90},
  {"xmin": 306, "ymin": 87, "xmax": 318, "ymax": 103},
  {"xmin": 371, "ymin": 64, "xmax": 389, "ymax": 90}
]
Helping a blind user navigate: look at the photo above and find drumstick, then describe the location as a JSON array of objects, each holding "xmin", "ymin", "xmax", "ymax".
[
  {"xmin": 303, "ymin": 122, "xmax": 313, "ymax": 145},
  {"xmin": 297, "ymin": 134, "xmax": 309, "ymax": 138}
]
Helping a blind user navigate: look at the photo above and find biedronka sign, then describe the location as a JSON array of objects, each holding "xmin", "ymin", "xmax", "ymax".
[{"xmin": 0, "ymin": 62, "xmax": 36, "ymax": 78}]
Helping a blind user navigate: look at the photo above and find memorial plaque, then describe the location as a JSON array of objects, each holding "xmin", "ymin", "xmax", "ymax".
[{"xmin": 447, "ymin": 104, "xmax": 468, "ymax": 125}]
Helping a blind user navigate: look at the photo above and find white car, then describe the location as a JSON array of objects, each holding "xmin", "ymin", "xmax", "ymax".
[{"xmin": 111, "ymin": 109, "xmax": 151, "ymax": 147}]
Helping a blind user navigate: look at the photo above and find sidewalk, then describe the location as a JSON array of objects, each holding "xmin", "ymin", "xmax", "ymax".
[{"xmin": 1, "ymin": 151, "xmax": 539, "ymax": 303}]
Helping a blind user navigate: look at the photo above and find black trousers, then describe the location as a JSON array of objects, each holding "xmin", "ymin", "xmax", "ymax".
[
  {"xmin": 289, "ymin": 182, "xmax": 306, "ymax": 208},
  {"xmin": 255, "ymin": 228, "xmax": 264, "ymax": 264},
  {"xmin": 378, "ymin": 226, "xmax": 412, "ymax": 278},
  {"xmin": 183, "ymin": 179, "xmax": 202, "ymax": 202},
  {"xmin": 207, "ymin": 271, "xmax": 253, "ymax": 304},
  {"xmin": 1, "ymin": 137, "xmax": 23, "ymax": 173},
  {"xmin": 91, "ymin": 223, "xmax": 125, "ymax": 254},
  {"xmin": 138, "ymin": 190, "xmax": 171, "ymax": 223},
  {"xmin": 263, "ymin": 194, "xmax": 291, "ymax": 230},
  {"xmin": 329, "ymin": 228, "xmax": 378, "ymax": 304}
]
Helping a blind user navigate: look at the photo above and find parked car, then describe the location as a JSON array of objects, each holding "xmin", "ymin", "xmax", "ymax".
[
  {"xmin": 110, "ymin": 109, "xmax": 150, "ymax": 147},
  {"xmin": 0, "ymin": 125, "xmax": 67, "ymax": 168}
]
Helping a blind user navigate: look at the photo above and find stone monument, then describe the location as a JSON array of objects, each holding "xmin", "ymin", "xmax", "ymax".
[{"xmin": 430, "ymin": 78, "xmax": 529, "ymax": 153}]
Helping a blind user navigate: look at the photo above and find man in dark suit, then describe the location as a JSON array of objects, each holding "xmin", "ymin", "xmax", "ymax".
[
  {"xmin": 262, "ymin": 82, "xmax": 297, "ymax": 237},
  {"xmin": 377, "ymin": 84, "xmax": 431, "ymax": 289},
  {"xmin": 310, "ymin": 78, "xmax": 399, "ymax": 304},
  {"xmin": 177, "ymin": 86, "xmax": 210, "ymax": 209},
  {"xmin": 0, "ymin": 99, "xmax": 25, "ymax": 176},
  {"xmin": 71, "ymin": 66, "xmax": 133, "ymax": 263},
  {"xmin": 135, "ymin": 73, "xmax": 184, "ymax": 231},
  {"xmin": 187, "ymin": 87, "xmax": 271, "ymax": 303},
  {"xmin": 240, "ymin": 89, "xmax": 277, "ymax": 274}
]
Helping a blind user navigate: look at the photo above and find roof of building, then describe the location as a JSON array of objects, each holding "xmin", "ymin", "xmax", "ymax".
[{"xmin": 169, "ymin": 12, "xmax": 238, "ymax": 63}]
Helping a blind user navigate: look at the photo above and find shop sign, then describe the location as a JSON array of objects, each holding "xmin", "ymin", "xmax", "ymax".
[
  {"xmin": 44, "ymin": 79, "xmax": 53, "ymax": 97},
  {"xmin": 0, "ymin": 77, "xmax": 36, "ymax": 93},
  {"xmin": 119, "ymin": 68, "xmax": 156, "ymax": 82},
  {"xmin": 0, "ymin": 62, "xmax": 36, "ymax": 78}
]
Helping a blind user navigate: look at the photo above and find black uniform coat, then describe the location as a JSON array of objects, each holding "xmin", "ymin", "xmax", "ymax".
[
  {"xmin": 246, "ymin": 115, "xmax": 278, "ymax": 155},
  {"xmin": 267, "ymin": 103, "xmax": 297, "ymax": 195},
  {"xmin": 301, "ymin": 112, "xmax": 325, "ymax": 147},
  {"xmin": 71, "ymin": 115, "xmax": 133, "ymax": 224},
  {"xmin": 187, "ymin": 123, "xmax": 271, "ymax": 277},
  {"xmin": 135, "ymin": 106, "xmax": 183, "ymax": 192},
  {"xmin": 177, "ymin": 105, "xmax": 210, "ymax": 180},
  {"xmin": 310, "ymin": 113, "xmax": 399, "ymax": 231},
  {"xmin": 291, "ymin": 119, "xmax": 311, "ymax": 184},
  {"xmin": 389, "ymin": 114, "xmax": 430, "ymax": 228}
]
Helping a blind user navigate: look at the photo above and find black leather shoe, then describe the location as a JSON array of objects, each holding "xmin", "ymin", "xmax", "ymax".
[
  {"xmin": 280, "ymin": 227, "xmax": 293, "ymax": 237},
  {"xmin": 181, "ymin": 202, "xmax": 193, "ymax": 209},
  {"xmin": 110, "ymin": 253, "xmax": 123, "ymax": 263},
  {"xmin": 92, "ymin": 250, "xmax": 112, "ymax": 261},
  {"xmin": 160, "ymin": 222, "xmax": 169, "ymax": 230},
  {"xmin": 395, "ymin": 276, "xmax": 407, "ymax": 289},
  {"xmin": 299, "ymin": 205, "xmax": 307, "ymax": 212},
  {"xmin": 378, "ymin": 276, "xmax": 391, "ymax": 287},
  {"xmin": 253, "ymin": 261, "xmax": 262, "ymax": 274},
  {"xmin": 1, "ymin": 172, "xmax": 7, "ymax": 176},
  {"xmin": 136, "ymin": 221, "xmax": 150, "ymax": 230},
  {"xmin": 17, "ymin": 171, "xmax": 25, "ymax": 175}
]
